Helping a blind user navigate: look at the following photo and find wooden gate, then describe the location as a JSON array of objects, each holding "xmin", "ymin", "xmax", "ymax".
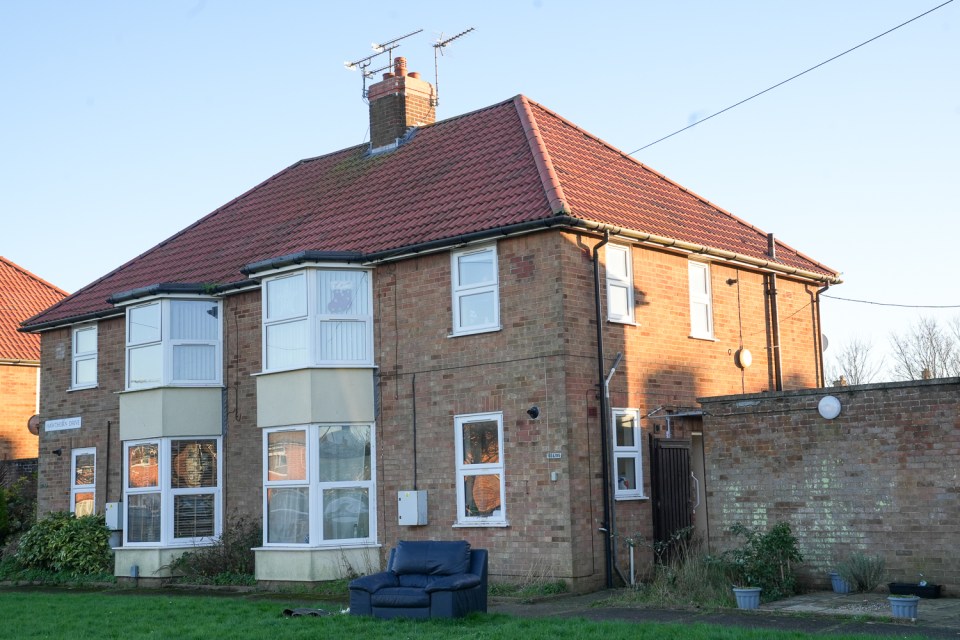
[{"xmin": 649, "ymin": 435, "xmax": 692, "ymax": 560}]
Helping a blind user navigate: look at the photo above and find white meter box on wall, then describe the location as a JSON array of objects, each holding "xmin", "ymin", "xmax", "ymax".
[{"xmin": 397, "ymin": 490, "xmax": 428, "ymax": 526}]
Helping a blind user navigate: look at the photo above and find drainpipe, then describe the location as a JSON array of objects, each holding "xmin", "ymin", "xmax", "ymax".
[
  {"xmin": 815, "ymin": 283, "xmax": 830, "ymax": 387},
  {"xmin": 767, "ymin": 234, "xmax": 783, "ymax": 391},
  {"xmin": 592, "ymin": 231, "xmax": 614, "ymax": 588}
]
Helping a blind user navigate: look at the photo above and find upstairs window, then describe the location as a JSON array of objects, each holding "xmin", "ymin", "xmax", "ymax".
[
  {"xmin": 606, "ymin": 244, "xmax": 635, "ymax": 324},
  {"xmin": 71, "ymin": 324, "xmax": 98, "ymax": 389},
  {"xmin": 125, "ymin": 299, "xmax": 221, "ymax": 390},
  {"xmin": 262, "ymin": 268, "xmax": 373, "ymax": 371},
  {"xmin": 612, "ymin": 408, "xmax": 644, "ymax": 499},
  {"xmin": 451, "ymin": 245, "xmax": 500, "ymax": 336},
  {"xmin": 688, "ymin": 261, "xmax": 714, "ymax": 339}
]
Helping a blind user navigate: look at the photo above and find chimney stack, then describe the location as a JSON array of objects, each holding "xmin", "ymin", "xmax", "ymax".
[{"xmin": 367, "ymin": 57, "xmax": 436, "ymax": 149}]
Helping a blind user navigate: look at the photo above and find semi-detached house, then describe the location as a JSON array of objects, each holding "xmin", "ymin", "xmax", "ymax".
[{"xmin": 22, "ymin": 57, "xmax": 840, "ymax": 590}]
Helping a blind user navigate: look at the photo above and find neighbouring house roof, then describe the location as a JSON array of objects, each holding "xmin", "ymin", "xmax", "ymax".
[
  {"xmin": 0, "ymin": 257, "xmax": 67, "ymax": 359},
  {"xmin": 22, "ymin": 95, "xmax": 839, "ymax": 331}
]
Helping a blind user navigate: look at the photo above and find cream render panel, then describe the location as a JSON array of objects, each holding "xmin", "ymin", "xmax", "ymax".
[
  {"xmin": 119, "ymin": 387, "xmax": 222, "ymax": 440},
  {"xmin": 256, "ymin": 368, "xmax": 375, "ymax": 427},
  {"xmin": 254, "ymin": 547, "xmax": 379, "ymax": 582}
]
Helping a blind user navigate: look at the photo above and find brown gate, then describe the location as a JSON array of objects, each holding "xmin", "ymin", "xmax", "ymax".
[{"xmin": 649, "ymin": 435, "xmax": 692, "ymax": 560}]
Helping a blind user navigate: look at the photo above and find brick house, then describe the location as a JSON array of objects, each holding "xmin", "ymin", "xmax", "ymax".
[
  {"xmin": 22, "ymin": 58, "xmax": 839, "ymax": 589},
  {"xmin": 0, "ymin": 257, "xmax": 66, "ymax": 463}
]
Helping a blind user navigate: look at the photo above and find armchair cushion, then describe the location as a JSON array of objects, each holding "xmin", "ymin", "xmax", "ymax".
[{"xmin": 391, "ymin": 540, "xmax": 470, "ymax": 576}]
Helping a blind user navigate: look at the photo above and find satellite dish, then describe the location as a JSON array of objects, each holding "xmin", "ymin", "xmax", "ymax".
[
  {"xmin": 821, "ymin": 333, "xmax": 829, "ymax": 352},
  {"xmin": 27, "ymin": 414, "xmax": 40, "ymax": 436}
]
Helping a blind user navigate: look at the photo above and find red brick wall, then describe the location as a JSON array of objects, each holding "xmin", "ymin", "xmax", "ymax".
[
  {"xmin": 0, "ymin": 363, "xmax": 39, "ymax": 460},
  {"xmin": 700, "ymin": 379, "xmax": 960, "ymax": 592}
]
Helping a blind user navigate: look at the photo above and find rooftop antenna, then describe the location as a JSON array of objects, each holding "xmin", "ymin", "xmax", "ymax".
[
  {"xmin": 432, "ymin": 27, "xmax": 475, "ymax": 107},
  {"xmin": 344, "ymin": 28, "xmax": 423, "ymax": 100}
]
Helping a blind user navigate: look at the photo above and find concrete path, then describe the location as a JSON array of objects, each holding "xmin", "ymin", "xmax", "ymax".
[{"xmin": 490, "ymin": 590, "xmax": 960, "ymax": 638}]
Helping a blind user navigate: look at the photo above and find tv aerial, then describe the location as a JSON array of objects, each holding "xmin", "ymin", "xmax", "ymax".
[
  {"xmin": 432, "ymin": 27, "xmax": 474, "ymax": 107},
  {"xmin": 344, "ymin": 28, "xmax": 423, "ymax": 99}
]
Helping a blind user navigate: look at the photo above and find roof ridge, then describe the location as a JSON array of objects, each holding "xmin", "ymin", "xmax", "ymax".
[
  {"xmin": 0, "ymin": 256, "xmax": 68, "ymax": 297},
  {"xmin": 513, "ymin": 96, "xmax": 570, "ymax": 216},
  {"xmin": 523, "ymin": 99, "xmax": 838, "ymax": 275}
]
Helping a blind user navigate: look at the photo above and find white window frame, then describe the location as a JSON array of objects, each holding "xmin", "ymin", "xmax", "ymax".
[
  {"xmin": 122, "ymin": 437, "xmax": 222, "ymax": 547},
  {"xmin": 605, "ymin": 243, "xmax": 636, "ymax": 324},
  {"xmin": 124, "ymin": 297, "xmax": 223, "ymax": 390},
  {"xmin": 71, "ymin": 447, "xmax": 96, "ymax": 516},
  {"xmin": 450, "ymin": 245, "xmax": 500, "ymax": 336},
  {"xmin": 612, "ymin": 408, "xmax": 644, "ymax": 500},
  {"xmin": 262, "ymin": 423, "xmax": 377, "ymax": 547},
  {"xmin": 71, "ymin": 323, "xmax": 98, "ymax": 389},
  {"xmin": 261, "ymin": 267, "xmax": 374, "ymax": 372},
  {"xmin": 688, "ymin": 261, "xmax": 714, "ymax": 339},
  {"xmin": 454, "ymin": 412, "xmax": 507, "ymax": 526}
]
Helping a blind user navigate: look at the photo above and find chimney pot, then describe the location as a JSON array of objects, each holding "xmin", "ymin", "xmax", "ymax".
[
  {"xmin": 409, "ymin": 71, "xmax": 420, "ymax": 79},
  {"xmin": 394, "ymin": 56, "xmax": 407, "ymax": 77}
]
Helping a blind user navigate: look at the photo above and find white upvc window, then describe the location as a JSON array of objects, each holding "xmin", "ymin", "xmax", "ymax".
[
  {"xmin": 612, "ymin": 408, "xmax": 644, "ymax": 499},
  {"xmin": 262, "ymin": 423, "xmax": 376, "ymax": 546},
  {"xmin": 455, "ymin": 412, "xmax": 506, "ymax": 526},
  {"xmin": 125, "ymin": 298, "xmax": 222, "ymax": 390},
  {"xmin": 688, "ymin": 261, "xmax": 714, "ymax": 339},
  {"xmin": 71, "ymin": 448, "xmax": 96, "ymax": 516},
  {"xmin": 262, "ymin": 268, "xmax": 373, "ymax": 372},
  {"xmin": 123, "ymin": 438, "xmax": 222, "ymax": 546},
  {"xmin": 71, "ymin": 323, "xmax": 98, "ymax": 389},
  {"xmin": 451, "ymin": 245, "xmax": 500, "ymax": 336},
  {"xmin": 605, "ymin": 244, "xmax": 635, "ymax": 324}
]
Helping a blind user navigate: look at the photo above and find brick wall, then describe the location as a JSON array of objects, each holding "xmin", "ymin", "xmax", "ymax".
[
  {"xmin": 0, "ymin": 363, "xmax": 40, "ymax": 460},
  {"xmin": 700, "ymin": 379, "xmax": 960, "ymax": 592}
]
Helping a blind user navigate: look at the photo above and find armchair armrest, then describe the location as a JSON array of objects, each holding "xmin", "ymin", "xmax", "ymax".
[
  {"xmin": 424, "ymin": 573, "xmax": 482, "ymax": 593},
  {"xmin": 349, "ymin": 571, "xmax": 399, "ymax": 593}
]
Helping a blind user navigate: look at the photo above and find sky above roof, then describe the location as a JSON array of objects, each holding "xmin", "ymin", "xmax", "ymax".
[{"xmin": 2, "ymin": 1, "xmax": 957, "ymax": 378}]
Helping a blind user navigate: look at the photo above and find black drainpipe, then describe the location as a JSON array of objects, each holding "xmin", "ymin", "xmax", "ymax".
[
  {"xmin": 592, "ymin": 231, "xmax": 614, "ymax": 588},
  {"xmin": 815, "ymin": 283, "xmax": 830, "ymax": 387},
  {"xmin": 767, "ymin": 233, "xmax": 783, "ymax": 391}
]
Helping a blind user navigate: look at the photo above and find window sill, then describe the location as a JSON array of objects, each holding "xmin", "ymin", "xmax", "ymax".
[
  {"xmin": 253, "ymin": 364, "xmax": 377, "ymax": 376},
  {"xmin": 119, "ymin": 383, "xmax": 226, "ymax": 393},
  {"xmin": 68, "ymin": 385, "xmax": 98, "ymax": 393},
  {"xmin": 253, "ymin": 542, "xmax": 381, "ymax": 551},
  {"xmin": 614, "ymin": 495, "xmax": 649, "ymax": 502},
  {"xmin": 688, "ymin": 335, "xmax": 717, "ymax": 342},
  {"xmin": 453, "ymin": 521, "xmax": 509, "ymax": 528},
  {"xmin": 448, "ymin": 325, "xmax": 502, "ymax": 338},
  {"xmin": 607, "ymin": 319, "xmax": 639, "ymax": 327}
]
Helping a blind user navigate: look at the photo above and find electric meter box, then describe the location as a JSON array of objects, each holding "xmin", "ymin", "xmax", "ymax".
[
  {"xmin": 105, "ymin": 502, "xmax": 123, "ymax": 531},
  {"xmin": 397, "ymin": 490, "xmax": 428, "ymax": 526}
]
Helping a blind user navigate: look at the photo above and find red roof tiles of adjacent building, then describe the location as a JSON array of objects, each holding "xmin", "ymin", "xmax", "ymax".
[
  {"xmin": 0, "ymin": 257, "xmax": 67, "ymax": 359},
  {"xmin": 23, "ymin": 95, "xmax": 838, "ymax": 330}
]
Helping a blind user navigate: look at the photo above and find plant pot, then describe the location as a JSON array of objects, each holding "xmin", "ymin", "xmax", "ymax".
[
  {"xmin": 732, "ymin": 587, "xmax": 762, "ymax": 610},
  {"xmin": 829, "ymin": 572, "xmax": 852, "ymax": 594},
  {"xmin": 888, "ymin": 595, "xmax": 920, "ymax": 619},
  {"xmin": 888, "ymin": 582, "xmax": 941, "ymax": 598}
]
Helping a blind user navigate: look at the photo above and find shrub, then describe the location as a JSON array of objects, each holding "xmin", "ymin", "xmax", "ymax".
[
  {"xmin": 722, "ymin": 522, "xmax": 803, "ymax": 600},
  {"xmin": 166, "ymin": 514, "xmax": 261, "ymax": 583},
  {"xmin": 16, "ymin": 512, "xmax": 112, "ymax": 574},
  {"xmin": 836, "ymin": 552, "xmax": 885, "ymax": 593}
]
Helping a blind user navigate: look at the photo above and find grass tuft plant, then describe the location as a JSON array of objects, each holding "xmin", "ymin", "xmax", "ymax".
[{"xmin": 836, "ymin": 552, "xmax": 885, "ymax": 593}]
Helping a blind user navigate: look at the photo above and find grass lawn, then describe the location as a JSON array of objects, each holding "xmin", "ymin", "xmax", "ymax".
[{"xmin": 0, "ymin": 588, "xmax": 930, "ymax": 640}]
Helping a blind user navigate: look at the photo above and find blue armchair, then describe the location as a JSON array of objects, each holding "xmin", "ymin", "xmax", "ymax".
[{"xmin": 349, "ymin": 540, "xmax": 488, "ymax": 619}]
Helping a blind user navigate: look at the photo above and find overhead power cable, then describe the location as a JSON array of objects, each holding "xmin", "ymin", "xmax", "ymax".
[
  {"xmin": 821, "ymin": 294, "xmax": 960, "ymax": 309},
  {"xmin": 627, "ymin": 0, "xmax": 954, "ymax": 155}
]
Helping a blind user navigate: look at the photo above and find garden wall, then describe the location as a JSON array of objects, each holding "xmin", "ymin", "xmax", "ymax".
[{"xmin": 699, "ymin": 378, "xmax": 960, "ymax": 593}]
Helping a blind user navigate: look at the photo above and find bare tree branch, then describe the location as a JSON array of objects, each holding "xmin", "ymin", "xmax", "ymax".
[{"xmin": 889, "ymin": 316, "xmax": 960, "ymax": 380}]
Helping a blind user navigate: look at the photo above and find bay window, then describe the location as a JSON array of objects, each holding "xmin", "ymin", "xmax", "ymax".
[
  {"xmin": 125, "ymin": 298, "xmax": 221, "ymax": 390},
  {"xmin": 263, "ymin": 423, "xmax": 375, "ymax": 546},
  {"xmin": 124, "ymin": 438, "xmax": 221, "ymax": 545},
  {"xmin": 262, "ymin": 268, "xmax": 373, "ymax": 371},
  {"xmin": 455, "ymin": 412, "xmax": 506, "ymax": 526}
]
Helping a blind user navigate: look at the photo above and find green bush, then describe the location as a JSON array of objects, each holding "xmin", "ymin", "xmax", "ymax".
[
  {"xmin": 836, "ymin": 552, "xmax": 885, "ymax": 593},
  {"xmin": 166, "ymin": 514, "xmax": 261, "ymax": 583},
  {"xmin": 722, "ymin": 522, "xmax": 803, "ymax": 600},
  {"xmin": 15, "ymin": 512, "xmax": 112, "ymax": 574}
]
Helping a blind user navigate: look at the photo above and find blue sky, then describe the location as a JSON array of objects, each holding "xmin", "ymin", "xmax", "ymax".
[{"xmin": 2, "ymin": 1, "xmax": 957, "ymax": 378}]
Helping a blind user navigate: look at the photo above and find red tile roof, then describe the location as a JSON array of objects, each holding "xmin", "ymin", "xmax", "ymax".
[
  {"xmin": 1, "ymin": 257, "xmax": 66, "ymax": 359},
  {"xmin": 23, "ymin": 95, "xmax": 837, "ymax": 329}
]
